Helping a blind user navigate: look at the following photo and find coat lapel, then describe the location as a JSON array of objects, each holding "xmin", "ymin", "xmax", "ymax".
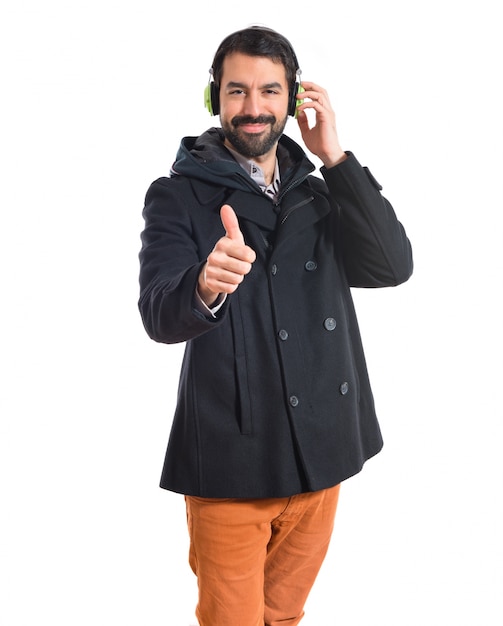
[
  {"xmin": 274, "ymin": 186, "xmax": 332, "ymax": 248},
  {"xmin": 226, "ymin": 189, "xmax": 278, "ymax": 232},
  {"xmin": 225, "ymin": 185, "xmax": 332, "ymax": 251}
]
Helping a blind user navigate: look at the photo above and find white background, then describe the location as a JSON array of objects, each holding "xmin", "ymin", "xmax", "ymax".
[{"xmin": 1, "ymin": 1, "xmax": 502, "ymax": 624}]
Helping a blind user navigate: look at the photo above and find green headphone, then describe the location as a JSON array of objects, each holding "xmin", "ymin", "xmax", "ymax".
[{"xmin": 204, "ymin": 70, "xmax": 305, "ymax": 118}]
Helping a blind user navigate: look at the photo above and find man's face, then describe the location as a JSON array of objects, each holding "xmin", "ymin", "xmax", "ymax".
[{"xmin": 219, "ymin": 52, "xmax": 290, "ymax": 159}]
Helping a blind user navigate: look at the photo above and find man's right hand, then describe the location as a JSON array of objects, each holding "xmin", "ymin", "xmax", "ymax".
[{"xmin": 197, "ymin": 204, "xmax": 256, "ymax": 307}]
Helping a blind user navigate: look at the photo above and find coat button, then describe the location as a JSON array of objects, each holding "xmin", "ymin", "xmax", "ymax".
[
  {"xmin": 339, "ymin": 382, "xmax": 349, "ymax": 395},
  {"xmin": 305, "ymin": 260, "xmax": 317, "ymax": 271},
  {"xmin": 271, "ymin": 264, "xmax": 278, "ymax": 275},
  {"xmin": 278, "ymin": 329, "xmax": 289, "ymax": 341},
  {"xmin": 324, "ymin": 317, "xmax": 337, "ymax": 331},
  {"xmin": 289, "ymin": 395, "xmax": 299, "ymax": 407}
]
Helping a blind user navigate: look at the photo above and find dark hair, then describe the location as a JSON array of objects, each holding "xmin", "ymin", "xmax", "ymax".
[{"xmin": 211, "ymin": 26, "xmax": 299, "ymax": 89}]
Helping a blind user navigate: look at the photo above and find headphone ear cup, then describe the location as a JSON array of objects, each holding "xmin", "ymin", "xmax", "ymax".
[
  {"xmin": 288, "ymin": 83, "xmax": 298, "ymax": 118},
  {"xmin": 204, "ymin": 83, "xmax": 213, "ymax": 115},
  {"xmin": 204, "ymin": 82, "xmax": 220, "ymax": 116},
  {"xmin": 291, "ymin": 83, "xmax": 305, "ymax": 118},
  {"xmin": 211, "ymin": 82, "xmax": 220, "ymax": 116}
]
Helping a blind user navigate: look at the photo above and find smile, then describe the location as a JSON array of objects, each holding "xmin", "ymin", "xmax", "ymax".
[{"xmin": 238, "ymin": 123, "xmax": 269, "ymax": 134}]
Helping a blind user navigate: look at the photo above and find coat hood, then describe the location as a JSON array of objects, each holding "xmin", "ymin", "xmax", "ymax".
[{"xmin": 169, "ymin": 127, "xmax": 315, "ymax": 198}]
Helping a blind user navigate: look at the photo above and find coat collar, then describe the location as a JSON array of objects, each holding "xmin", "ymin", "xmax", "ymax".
[{"xmin": 175, "ymin": 127, "xmax": 330, "ymax": 242}]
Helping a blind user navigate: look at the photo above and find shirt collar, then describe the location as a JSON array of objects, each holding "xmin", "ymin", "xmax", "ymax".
[{"xmin": 225, "ymin": 145, "xmax": 281, "ymax": 201}]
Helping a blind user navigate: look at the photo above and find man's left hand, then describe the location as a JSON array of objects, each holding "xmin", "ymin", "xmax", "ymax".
[{"xmin": 296, "ymin": 81, "xmax": 347, "ymax": 169}]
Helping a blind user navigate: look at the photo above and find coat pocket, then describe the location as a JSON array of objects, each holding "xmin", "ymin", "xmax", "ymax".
[
  {"xmin": 234, "ymin": 353, "xmax": 252, "ymax": 434},
  {"xmin": 230, "ymin": 299, "xmax": 253, "ymax": 435}
]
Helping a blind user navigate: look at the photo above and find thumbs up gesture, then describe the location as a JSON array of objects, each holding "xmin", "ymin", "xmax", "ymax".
[{"xmin": 197, "ymin": 205, "xmax": 257, "ymax": 307}]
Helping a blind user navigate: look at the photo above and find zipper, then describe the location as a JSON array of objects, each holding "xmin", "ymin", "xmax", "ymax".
[
  {"xmin": 273, "ymin": 166, "xmax": 314, "ymax": 224},
  {"xmin": 278, "ymin": 195, "xmax": 315, "ymax": 225}
]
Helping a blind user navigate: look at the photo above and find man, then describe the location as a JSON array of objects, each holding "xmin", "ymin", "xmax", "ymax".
[{"xmin": 138, "ymin": 25, "xmax": 413, "ymax": 626}]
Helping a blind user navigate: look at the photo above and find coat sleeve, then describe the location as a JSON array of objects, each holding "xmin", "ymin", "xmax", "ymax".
[
  {"xmin": 321, "ymin": 152, "xmax": 413, "ymax": 288},
  {"xmin": 138, "ymin": 177, "xmax": 229, "ymax": 344}
]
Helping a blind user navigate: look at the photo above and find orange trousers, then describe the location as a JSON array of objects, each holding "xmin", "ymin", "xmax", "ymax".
[{"xmin": 185, "ymin": 484, "xmax": 340, "ymax": 626}]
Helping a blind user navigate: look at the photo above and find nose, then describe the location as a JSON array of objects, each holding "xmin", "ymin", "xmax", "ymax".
[{"xmin": 242, "ymin": 91, "xmax": 261, "ymax": 117}]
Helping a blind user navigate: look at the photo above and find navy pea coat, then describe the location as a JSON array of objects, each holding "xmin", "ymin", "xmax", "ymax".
[{"xmin": 138, "ymin": 128, "xmax": 413, "ymax": 498}]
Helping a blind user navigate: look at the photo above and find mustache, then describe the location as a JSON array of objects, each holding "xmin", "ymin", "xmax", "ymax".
[{"xmin": 231, "ymin": 115, "xmax": 276, "ymax": 127}]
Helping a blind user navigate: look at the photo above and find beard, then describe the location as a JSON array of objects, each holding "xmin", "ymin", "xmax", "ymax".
[{"xmin": 221, "ymin": 114, "xmax": 288, "ymax": 158}]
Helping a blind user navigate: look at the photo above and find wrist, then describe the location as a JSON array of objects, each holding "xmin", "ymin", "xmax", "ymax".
[
  {"xmin": 321, "ymin": 149, "xmax": 347, "ymax": 169},
  {"xmin": 197, "ymin": 267, "xmax": 220, "ymax": 307}
]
